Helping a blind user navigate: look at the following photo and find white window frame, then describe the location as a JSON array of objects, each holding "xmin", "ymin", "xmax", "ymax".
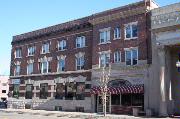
[
  {"xmin": 57, "ymin": 59, "xmax": 65, "ymax": 72},
  {"xmin": 114, "ymin": 51, "xmax": 121, "ymax": 63},
  {"xmin": 99, "ymin": 52, "xmax": 110, "ymax": 68},
  {"xmin": 27, "ymin": 63, "xmax": 33, "ymax": 75},
  {"xmin": 28, "ymin": 46, "xmax": 35, "ymax": 56},
  {"xmin": 15, "ymin": 48, "xmax": 22, "ymax": 58},
  {"xmin": 40, "ymin": 61, "xmax": 49, "ymax": 74},
  {"xmin": 41, "ymin": 42, "xmax": 50, "ymax": 54},
  {"xmin": 99, "ymin": 27, "xmax": 111, "ymax": 44},
  {"xmin": 14, "ymin": 65, "xmax": 20, "ymax": 76},
  {"xmin": 58, "ymin": 40, "xmax": 67, "ymax": 51},
  {"xmin": 114, "ymin": 27, "xmax": 121, "ymax": 39},
  {"xmin": 76, "ymin": 56, "xmax": 85, "ymax": 70},
  {"xmin": 124, "ymin": 47, "xmax": 138, "ymax": 66},
  {"xmin": 76, "ymin": 36, "xmax": 85, "ymax": 48},
  {"xmin": 124, "ymin": 22, "xmax": 138, "ymax": 40}
]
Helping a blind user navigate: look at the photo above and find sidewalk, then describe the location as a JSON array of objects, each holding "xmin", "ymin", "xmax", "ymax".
[{"xmin": 0, "ymin": 109, "xmax": 175, "ymax": 119}]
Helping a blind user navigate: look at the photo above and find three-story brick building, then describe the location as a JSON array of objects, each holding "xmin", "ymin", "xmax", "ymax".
[{"xmin": 9, "ymin": 0, "xmax": 158, "ymax": 114}]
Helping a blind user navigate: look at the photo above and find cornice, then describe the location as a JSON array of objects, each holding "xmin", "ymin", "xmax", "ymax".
[{"xmin": 89, "ymin": 6, "xmax": 148, "ymax": 25}]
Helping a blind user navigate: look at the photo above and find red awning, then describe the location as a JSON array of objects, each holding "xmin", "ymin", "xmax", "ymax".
[{"xmin": 91, "ymin": 85, "xmax": 144, "ymax": 94}]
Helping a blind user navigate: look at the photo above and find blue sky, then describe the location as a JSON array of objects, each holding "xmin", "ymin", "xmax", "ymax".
[{"xmin": 0, "ymin": 0, "xmax": 179, "ymax": 75}]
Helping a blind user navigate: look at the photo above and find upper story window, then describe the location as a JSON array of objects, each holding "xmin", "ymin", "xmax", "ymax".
[
  {"xmin": 114, "ymin": 51, "xmax": 121, "ymax": 63},
  {"xmin": 125, "ymin": 22, "xmax": 138, "ymax": 39},
  {"xmin": 114, "ymin": 27, "xmax": 121, "ymax": 39},
  {"xmin": 58, "ymin": 40, "xmax": 67, "ymax": 51},
  {"xmin": 27, "ymin": 63, "xmax": 33, "ymax": 75},
  {"xmin": 99, "ymin": 52, "xmax": 110, "ymax": 67},
  {"xmin": 14, "ymin": 64, "xmax": 20, "ymax": 76},
  {"xmin": 76, "ymin": 36, "xmax": 85, "ymax": 48},
  {"xmin": 41, "ymin": 42, "xmax": 50, "ymax": 54},
  {"xmin": 58, "ymin": 59, "xmax": 65, "ymax": 72},
  {"xmin": 15, "ymin": 48, "xmax": 22, "ymax": 58},
  {"xmin": 99, "ymin": 28, "xmax": 110, "ymax": 44},
  {"xmin": 76, "ymin": 56, "xmax": 84, "ymax": 70},
  {"xmin": 75, "ymin": 52, "xmax": 85, "ymax": 70},
  {"xmin": 28, "ymin": 46, "xmax": 35, "ymax": 56},
  {"xmin": 125, "ymin": 48, "xmax": 138, "ymax": 66},
  {"xmin": 39, "ymin": 61, "xmax": 50, "ymax": 74}
]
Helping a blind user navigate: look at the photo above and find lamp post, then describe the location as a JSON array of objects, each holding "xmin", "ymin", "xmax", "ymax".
[{"xmin": 100, "ymin": 63, "xmax": 111, "ymax": 117}]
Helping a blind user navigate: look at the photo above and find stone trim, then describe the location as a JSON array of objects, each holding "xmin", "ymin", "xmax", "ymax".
[{"xmin": 90, "ymin": 6, "xmax": 147, "ymax": 25}]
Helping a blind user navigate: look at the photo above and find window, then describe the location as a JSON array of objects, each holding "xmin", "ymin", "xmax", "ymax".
[
  {"xmin": 14, "ymin": 65, "xmax": 20, "ymax": 76},
  {"xmin": 27, "ymin": 63, "xmax": 33, "ymax": 75},
  {"xmin": 65, "ymin": 82, "xmax": 75, "ymax": 100},
  {"xmin": 76, "ymin": 36, "xmax": 85, "ymax": 48},
  {"xmin": 99, "ymin": 53, "xmax": 110, "ymax": 67},
  {"xmin": 111, "ymin": 94, "xmax": 120, "ymax": 105},
  {"xmin": 41, "ymin": 42, "xmax": 50, "ymax": 54},
  {"xmin": 13, "ymin": 84, "xmax": 19, "ymax": 98},
  {"xmin": 40, "ymin": 83, "xmax": 48, "ymax": 99},
  {"xmin": 55, "ymin": 83, "xmax": 64, "ymax": 99},
  {"xmin": 76, "ymin": 83, "xmax": 85, "ymax": 100},
  {"xmin": 58, "ymin": 59, "xmax": 65, "ymax": 72},
  {"xmin": 58, "ymin": 40, "xmax": 66, "ymax": 51},
  {"xmin": 114, "ymin": 27, "xmax": 121, "ymax": 39},
  {"xmin": 114, "ymin": 51, "xmax": 121, "ymax": 63},
  {"xmin": 2, "ymin": 83, "xmax": 7, "ymax": 86},
  {"xmin": 121, "ymin": 94, "xmax": 131, "ymax": 106},
  {"xmin": 25, "ymin": 84, "xmax": 33, "ymax": 99},
  {"xmin": 100, "ymin": 29, "xmax": 110, "ymax": 43},
  {"xmin": 28, "ymin": 46, "xmax": 35, "ymax": 56},
  {"xmin": 15, "ymin": 48, "xmax": 22, "ymax": 58},
  {"xmin": 76, "ymin": 56, "xmax": 84, "ymax": 70},
  {"xmin": 125, "ymin": 48, "xmax": 138, "ymax": 65},
  {"xmin": 39, "ymin": 61, "xmax": 50, "ymax": 73},
  {"xmin": 2, "ymin": 90, "xmax": 6, "ymax": 93},
  {"xmin": 125, "ymin": 22, "xmax": 138, "ymax": 39}
]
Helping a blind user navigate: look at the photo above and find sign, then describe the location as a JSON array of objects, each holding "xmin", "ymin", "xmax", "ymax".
[{"xmin": 12, "ymin": 79, "xmax": 20, "ymax": 84}]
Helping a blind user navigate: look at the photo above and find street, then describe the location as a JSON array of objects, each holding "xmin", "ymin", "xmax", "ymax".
[{"xmin": 0, "ymin": 109, "xmax": 177, "ymax": 119}]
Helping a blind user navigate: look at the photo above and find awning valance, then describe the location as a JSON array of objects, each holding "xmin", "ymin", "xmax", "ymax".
[{"xmin": 91, "ymin": 85, "xmax": 144, "ymax": 94}]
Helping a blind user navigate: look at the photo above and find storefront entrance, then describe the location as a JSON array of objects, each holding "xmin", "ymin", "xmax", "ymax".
[
  {"xmin": 92, "ymin": 79, "xmax": 144, "ymax": 115},
  {"xmin": 97, "ymin": 95, "xmax": 110, "ymax": 113}
]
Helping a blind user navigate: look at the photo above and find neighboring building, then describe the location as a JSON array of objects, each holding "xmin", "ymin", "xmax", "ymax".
[
  {"xmin": 149, "ymin": 2, "xmax": 180, "ymax": 116},
  {"xmin": 8, "ymin": 0, "xmax": 158, "ymax": 115},
  {"xmin": 0, "ymin": 76, "xmax": 9, "ymax": 101}
]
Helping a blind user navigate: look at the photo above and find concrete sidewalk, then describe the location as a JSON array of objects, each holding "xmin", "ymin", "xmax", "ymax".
[{"xmin": 0, "ymin": 109, "xmax": 176, "ymax": 119}]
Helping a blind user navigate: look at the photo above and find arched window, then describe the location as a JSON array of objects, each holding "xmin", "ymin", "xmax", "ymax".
[{"xmin": 108, "ymin": 79, "xmax": 131, "ymax": 87}]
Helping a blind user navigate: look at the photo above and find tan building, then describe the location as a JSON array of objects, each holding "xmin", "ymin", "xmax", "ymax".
[
  {"xmin": 0, "ymin": 76, "xmax": 9, "ymax": 101},
  {"xmin": 149, "ymin": 2, "xmax": 180, "ymax": 116}
]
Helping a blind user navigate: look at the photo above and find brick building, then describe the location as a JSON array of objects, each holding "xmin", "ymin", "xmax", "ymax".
[{"xmin": 9, "ymin": 0, "xmax": 158, "ymax": 114}]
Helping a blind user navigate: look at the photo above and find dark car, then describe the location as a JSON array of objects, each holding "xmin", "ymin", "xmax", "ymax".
[{"xmin": 0, "ymin": 101, "xmax": 7, "ymax": 109}]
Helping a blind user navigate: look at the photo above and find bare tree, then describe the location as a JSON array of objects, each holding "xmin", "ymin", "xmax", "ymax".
[{"xmin": 99, "ymin": 63, "xmax": 111, "ymax": 117}]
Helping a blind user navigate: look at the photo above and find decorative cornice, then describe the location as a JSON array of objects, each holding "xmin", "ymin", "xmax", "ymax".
[
  {"xmin": 89, "ymin": 6, "xmax": 147, "ymax": 25},
  {"xmin": 57, "ymin": 55, "xmax": 66, "ymax": 60},
  {"xmin": 38, "ymin": 56, "xmax": 52, "ymax": 62}
]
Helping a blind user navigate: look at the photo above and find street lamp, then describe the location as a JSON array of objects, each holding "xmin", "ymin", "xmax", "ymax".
[{"xmin": 100, "ymin": 63, "xmax": 111, "ymax": 117}]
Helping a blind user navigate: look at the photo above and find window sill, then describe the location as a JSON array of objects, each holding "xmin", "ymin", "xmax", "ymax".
[
  {"xmin": 40, "ymin": 52, "xmax": 50, "ymax": 55},
  {"xmin": 57, "ymin": 49, "xmax": 67, "ymax": 52},
  {"xmin": 26, "ymin": 55, "xmax": 34, "ymax": 57},
  {"xmin": 98, "ymin": 42, "xmax": 111, "ymax": 45},
  {"xmin": 113, "ymin": 37, "xmax": 121, "ymax": 40},
  {"xmin": 74, "ymin": 46, "xmax": 87, "ymax": 49},
  {"xmin": 124, "ymin": 37, "xmax": 138, "ymax": 40},
  {"xmin": 15, "ymin": 57, "xmax": 22, "ymax": 59}
]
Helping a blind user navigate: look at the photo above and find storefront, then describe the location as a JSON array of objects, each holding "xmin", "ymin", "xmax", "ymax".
[{"xmin": 91, "ymin": 79, "xmax": 144, "ymax": 114}]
